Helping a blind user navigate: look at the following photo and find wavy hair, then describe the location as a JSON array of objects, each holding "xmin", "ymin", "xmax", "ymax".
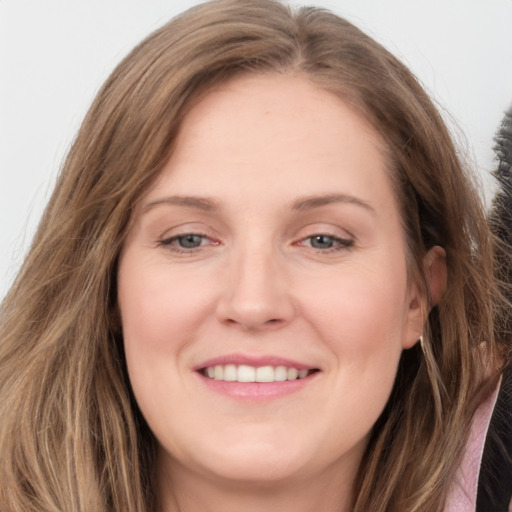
[{"xmin": 0, "ymin": 1, "xmax": 508, "ymax": 510}]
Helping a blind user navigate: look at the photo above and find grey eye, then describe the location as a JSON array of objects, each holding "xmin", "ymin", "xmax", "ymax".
[
  {"xmin": 176, "ymin": 234, "xmax": 204, "ymax": 248},
  {"xmin": 309, "ymin": 235, "xmax": 336, "ymax": 249}
]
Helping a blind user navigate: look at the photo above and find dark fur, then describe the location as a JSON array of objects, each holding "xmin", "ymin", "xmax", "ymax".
[
  {"xmin": 476, "ymin": 104, "xmax": 512, "ymax": 512},
  {"xmin": 492, "ymin": 106, "xmax": 512, "ymax": 234},
  {"xmin": 491, "ymin": 105, "xmax": 512, "ymax": 289}
]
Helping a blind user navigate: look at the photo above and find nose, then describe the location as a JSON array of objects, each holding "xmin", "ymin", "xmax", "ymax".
[{"xmin": 216, "ymin": 245, "xmax": 296, "ymax": 331}]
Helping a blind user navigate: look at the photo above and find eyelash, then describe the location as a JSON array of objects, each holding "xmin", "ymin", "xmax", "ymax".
[
  {"xmin": 159, "ymin": 233, "xmax": 214, "ymax": 253},
  {"xmin": 158, "ymin": 232, "xmax": 354, "ymax": 254},
  {"xmin": 298, "ymin": 234, "xmax": 354, "ymax": 253}
]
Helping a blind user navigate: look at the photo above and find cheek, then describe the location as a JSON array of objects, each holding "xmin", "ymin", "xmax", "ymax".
[
  {"xmin": 117, "ymin": 259, "xmax": 212, "ymax": 428},
  {"xmin": 299, "ymin": 263, "xmax": 408, "ymax": 415},
  {"xmin": 303, "ymin": 266, "xmax": 409, "ymax": 353},
  {"xmin": 118, "ymin": 259, "xmax": 216, "ymax": 354},
  {"xmin": 291, "ymin": 269, "xmax": 407, "ymax": 468}
]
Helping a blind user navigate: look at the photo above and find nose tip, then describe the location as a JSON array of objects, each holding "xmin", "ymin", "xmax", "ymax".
[
  {"xmin": 216, "ymin": 253, "xmax": 295, "ymax": 331},
  {"xmin": 222, "ymin": 307, "xmax": 288, "ymax": 332}
]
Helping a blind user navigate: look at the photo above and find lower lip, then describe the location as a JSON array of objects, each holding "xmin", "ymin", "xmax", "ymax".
[{"xmin": 197, "ymin": 373, "xmax": 317, "ymax": 400}]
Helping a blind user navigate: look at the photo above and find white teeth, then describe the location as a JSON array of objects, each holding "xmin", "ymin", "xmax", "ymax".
[
  {"xmin": 287, "ymin": 367, "xmax": 298, "ymax": 380},
  {"xmin": 255, "ymin": 365, "xmax": 274, "ymax": 382},
  {"xmin": 298, "ymin": 369, "xmax": 309, "ymax": 379},
  {"xmin": 237, "ymin": 365, "xmax": 256, "ymax": 382},
  {"xmin": 274, "ymin": 365, "xmax": 287, "ymax": 382},
  {"xmin": 214, "ymin": 365, "xmax": 223, "ymax": 380},
  {"xmin": 224, "ymin": 364, "xmax": 237, "ymax": 381},
  {"xmin": 203, "ymin": 364, "xmax": 314, "ymax": 382}
]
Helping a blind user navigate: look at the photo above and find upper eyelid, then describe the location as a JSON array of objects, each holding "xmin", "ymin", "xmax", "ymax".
[
  {"xmin": 297, "ymin": 234, "xmax": 354, "ymax": 246},
  {"xmin": 158, "ymin": 234, "xmax": 218, "ymax": 255},
  {"xmin": 293, "ymin": 227, "xmax": 356, "ymax": 250},
  {"xmin": 157, "ymin": 223, "xmax": 216, "ymax": 240},
  {"xmin": 157, "ymin": 229, "xmax": 354, "ymax": 242},
  {"xmin": 160, "ymin": 233, "xmax": 212, "ymax": 245},
  {"xmin": 154, "ymin": 219, "xmax": 356, "ymax": 242},
  {"xmin": 158, "ymin": 233, "xmax": 353, "ymax": 256},
  {"xmin": 161, "ymin": 231, "xmax": 209, "ymax": 240},
  {"xmin": 293, "ymin": 224, "xmax": 355, "ymax": 241}
]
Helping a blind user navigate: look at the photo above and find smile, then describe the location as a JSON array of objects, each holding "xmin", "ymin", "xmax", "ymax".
[{"xmin": 201, "ymin": 364, "xmax": 317, "ymax": 383}]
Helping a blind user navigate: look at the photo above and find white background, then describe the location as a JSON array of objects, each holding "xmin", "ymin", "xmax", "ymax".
[{"xmin": 1, "ymin": 0, "xmax": 512, "ymax": 300}]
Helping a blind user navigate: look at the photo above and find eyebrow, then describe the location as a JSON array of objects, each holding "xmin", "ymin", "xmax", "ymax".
[
  {"xmin": 291, "ymin": 194, "xmax": 376, "ymax": 214},
  {"xmin": 142, "ymin": 195, "xmax": 219, "ymax": 213},
  {"xmin": 141, "ymin": 193, "xmax": 375, "ymax": 215}
]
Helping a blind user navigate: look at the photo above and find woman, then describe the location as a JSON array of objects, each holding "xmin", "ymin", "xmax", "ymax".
[{"xmin": 0, "ymin": 1, "xmax": 509, "ymax": 510}]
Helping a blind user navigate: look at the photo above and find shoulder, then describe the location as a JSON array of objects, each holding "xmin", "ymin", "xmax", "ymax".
[
  {"xmin": 476, "ymin": 366, "xmax": 512, "ymax": 511},
  {"xmin": 444, "ymin": 370, "xmax": 511, "ymax": 512}
]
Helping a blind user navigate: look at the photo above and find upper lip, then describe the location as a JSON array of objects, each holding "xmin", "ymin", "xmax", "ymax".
[{"xmin": 193, "ymin": 353, "xmax": 317, "ymax": 371}]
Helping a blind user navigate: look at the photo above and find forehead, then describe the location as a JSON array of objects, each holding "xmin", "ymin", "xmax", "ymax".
[{"xmin": 145, "ymin": 73, "xmax": 395, "ymax": 214}]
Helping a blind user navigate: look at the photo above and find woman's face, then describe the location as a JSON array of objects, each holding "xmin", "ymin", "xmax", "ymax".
[{"xmin": 118, "ymin": 74, "xmax": 425, "ymax": 492}]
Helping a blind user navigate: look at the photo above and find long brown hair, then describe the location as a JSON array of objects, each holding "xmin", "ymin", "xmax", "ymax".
[{"xmin": 0, "ymin": 1, "xmax": 508, "ymax": 510}]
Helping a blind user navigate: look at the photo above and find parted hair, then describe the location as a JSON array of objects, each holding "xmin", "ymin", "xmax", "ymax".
[{"xmin": 0, "ymin": 1, "xmax": 508, "ymax": 511}]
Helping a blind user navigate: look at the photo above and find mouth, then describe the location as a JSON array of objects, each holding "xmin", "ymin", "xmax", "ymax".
[
  {"xmin": 194, "ymin": 355, "xmax": 321, "ymax": 399},
  {"xmin": 199, "ymin": 364, "xmax": 320, "ymax": 383}
]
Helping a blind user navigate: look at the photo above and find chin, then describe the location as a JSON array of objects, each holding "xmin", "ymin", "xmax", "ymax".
[
  {"xmin": 199, "ymin": 456, "xmax": 309, "ymax": 486},
  {"xmin": 163, "ymin": 430, "xmax": 317, "ymax": 486}
]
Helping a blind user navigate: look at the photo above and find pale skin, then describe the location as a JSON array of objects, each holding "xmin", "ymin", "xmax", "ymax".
[{"xmin": 117, "ymin": 73, "xmax": 446, "ymax": 512}]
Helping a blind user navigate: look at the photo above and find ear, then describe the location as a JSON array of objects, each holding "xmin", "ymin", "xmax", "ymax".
[
  {"xmin": 402, "ymin": 245, "xmax": 447, "ymax": 349},
  {"xmin": 424, "ymin": 245, "xmax": 447, "ymax": 307}
]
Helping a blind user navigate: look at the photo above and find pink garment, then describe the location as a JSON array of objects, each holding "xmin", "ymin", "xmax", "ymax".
[{"xmin": 443, "ymin": 380, "xmax": 501, "ymax": 512}]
